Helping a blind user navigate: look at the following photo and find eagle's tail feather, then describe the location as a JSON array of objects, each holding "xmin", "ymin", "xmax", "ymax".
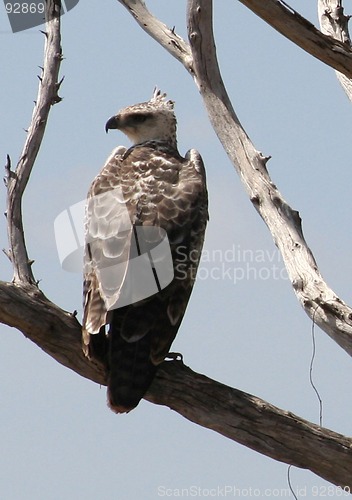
[{"xmin": 107, "ymin": 325, "xmax": 157, "ymax": 414}]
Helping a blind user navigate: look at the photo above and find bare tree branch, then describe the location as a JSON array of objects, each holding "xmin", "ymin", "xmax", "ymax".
[
  {"xmin": 147, "ymin": 362, "xmax": 352, "ymax": 488},
  {"xmin": 0, "ymin": 281, "xmax": 106, "ymax": 384},
  {"xmin": 117, "ymin": 0, "xmax": 192, "ymax": 69},
  {"xmin": 115, "ymin": 2, "xmax": 352, "ymax": 358},
  {"xmin": 4, "ymin": 0, "xmax": 63, "ymax": 285},
  {"xmin": 1, "ymin": 279, "xmax": 351, "ymax": 487},
  {"xmin": 318, "ymin": 0, "xmax": 352, "ymax": 101},
  {"xmin": 186, "ymin": 0, "xmax": 352, "ymax": 358},
  {"xmin": 238, "ymin": 0, "xmax": 352, "ymax": 80}
]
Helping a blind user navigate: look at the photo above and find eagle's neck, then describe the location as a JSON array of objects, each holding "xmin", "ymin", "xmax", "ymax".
[{"xmin": 123, "ymin": 140, "xmax": 180, "ymax": 160}]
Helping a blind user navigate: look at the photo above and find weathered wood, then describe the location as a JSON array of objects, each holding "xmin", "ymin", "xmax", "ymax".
[
  {"xmin": 5, "ymin": 0, "xmax": 63, "ymax": 285},
  {"xmin": 188, "ymin": 0, "xmax": 352, "ymax": 356},
  {"xmin": 1, "ymin": 279, "xmax": 351, "ymax": 487},
  {"xmin": 318, "ymin": 0, "xmax": 352, "ymax": 101},
  {"xmin": 0, "ymin": 281, "xmax": 106, "ymax": 384},
  {"xmin": 239, "ymin": 0, "xmax": 352, "ymax": 80},
  {"xmin": 147, "ymin": 362, "xmax": 352, "ymax": 488},
  {"xmin": 117, "ymin": 0, "xmax": 352, "ymax": 357}
]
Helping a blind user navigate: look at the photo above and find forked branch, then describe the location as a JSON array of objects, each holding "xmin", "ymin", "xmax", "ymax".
[
  {"xmin": 117, "ymin": 0, "xmax": 352, "ymax": 355},
  {"xmin": 187, "ymin": 0, "xmax": 352, "ymax": 356},
  {"xmin": 4, "ymin": 0, "xmax": 63, "ymax": 285}
]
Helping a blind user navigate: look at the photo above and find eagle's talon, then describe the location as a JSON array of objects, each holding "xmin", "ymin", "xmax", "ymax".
[{"xmin": 165, "ymin": 352, "xmax": 183, "ymax": 362}]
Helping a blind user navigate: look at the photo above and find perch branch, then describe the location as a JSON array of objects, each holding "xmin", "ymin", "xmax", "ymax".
[
  {"xmin": 0, "ymin": 280, "xmax": 351, "ymax": 487},
  {"xmin": 147, "ymin": 362, "xmax": 352, "ymax": 488},
  {"xmin": 0, "ymin": 281, "xmax": 106, "ymax": 384},
  {"xmin": 4, "ymin": 0, "xmax": 63, "ymax": 285}
]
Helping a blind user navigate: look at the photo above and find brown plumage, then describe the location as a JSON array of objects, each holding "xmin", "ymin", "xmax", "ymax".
[{"xmin": 82, "ymin": 90, "xmax": 208, "ymax": 413}]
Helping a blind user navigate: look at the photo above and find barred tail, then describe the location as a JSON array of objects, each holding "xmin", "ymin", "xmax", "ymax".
[{"xmin": 107, "ymin": 322, "xmax": 157, "ymax": 414}]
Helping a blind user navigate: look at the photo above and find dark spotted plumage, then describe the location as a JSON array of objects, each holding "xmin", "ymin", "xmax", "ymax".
[{"xmin": 82, "ymin": 90, "xmax": 208, "ymax": 413}]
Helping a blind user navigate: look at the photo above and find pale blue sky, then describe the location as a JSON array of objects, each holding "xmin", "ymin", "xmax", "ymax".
[{"xmin": 1, "ymin": 2, "xmax": 352, "ymax": 499}]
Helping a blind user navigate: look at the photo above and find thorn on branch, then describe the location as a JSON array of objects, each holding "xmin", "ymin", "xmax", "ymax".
[
  {"xmin": 2, "ymin": 248, "xmax": 13, "ymax": 262},
  {"xmin": 261, "ymin": 154, "xmax": 272, "ymax": 165},
  {"xmin": 3, "ymin": 154, "xmax": 15, "ymax": 187},
  {"xmin": 4, "ymin": 154, "xmax": 11, "ymax": 174},
  {"xmin": 28, "ymin": 259, "xmax": 35, "ymax": 267},
  {"xmin": 40, "ymin": 30, "xmax": 48, "ymax": 38},
  {"xmin": 57, "ymin": 75, "xmax": 65, "ymax": 88},
  {"xmin": 72, "ymin": 310, "xmax": 78, "ymax": 317},
  {"xmin": 51, "ymin": 95, "xmax": 62, "ymax": 105}
]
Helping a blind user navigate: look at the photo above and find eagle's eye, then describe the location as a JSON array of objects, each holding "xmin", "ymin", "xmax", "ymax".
[{"xmin": 132, "ymin": 113, "xmax": 150, "ymax": 124}]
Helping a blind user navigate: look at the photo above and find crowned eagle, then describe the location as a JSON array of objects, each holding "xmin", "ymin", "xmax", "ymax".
[{"xmin": 82, "ymin": 89, "xmax": 208, "ymax": 413}]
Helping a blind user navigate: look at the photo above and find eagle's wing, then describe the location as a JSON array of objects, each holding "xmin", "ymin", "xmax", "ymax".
[
  {"xmin": 82, "ymin": 146, "xmax": 135, "ymax": 348},
  {"xmin": 83, "ymin": 142, "xmax": 208, "ymax": 412},
  {"xmin": 109, "ymin": 145, "xmax": 208, "ymax": 363}
]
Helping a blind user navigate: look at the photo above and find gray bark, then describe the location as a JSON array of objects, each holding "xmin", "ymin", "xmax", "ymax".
[
  {"xmin": 318, "ymin": 0, "xmax": 352, "ymax": 101},
  {"xmin": 118, "ymin": 0, "xmax": 352, "ymax": 357}
]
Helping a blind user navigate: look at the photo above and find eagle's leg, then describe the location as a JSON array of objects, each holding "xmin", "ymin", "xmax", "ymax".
[{"xmin": 87, "ymin": 325, "xmax": 109, "ymax": 365}]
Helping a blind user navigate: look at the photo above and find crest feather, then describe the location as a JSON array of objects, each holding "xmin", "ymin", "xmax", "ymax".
[{"xmin": 150, "ymin": 87, "xmax": 175, "ymax": 111}]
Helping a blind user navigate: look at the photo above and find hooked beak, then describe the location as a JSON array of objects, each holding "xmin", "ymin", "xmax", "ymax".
[{"xmin": 105, "ymin": 115, "xmax": 120, "ymax": 133}]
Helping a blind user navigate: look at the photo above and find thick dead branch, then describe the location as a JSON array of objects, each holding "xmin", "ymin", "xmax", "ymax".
[
  {"xmin": 0, "ymin": 281, "xmax": 106, "ymax": 384},
  {"xmin": 5, "ymin": 0, "xmax": 63, "ymax": 285},
  {"xmin": 238, "ymin": 0, "xmax": 352, "ymax": 80},
  {"xmin": 116, "ymin": 1, "xmax": 352, "ymax": 357},
  {"xmin": 147, "ymin": 362, "xmax": 352, "ymax": 488},
  {"xmin": 318, "ymin": 0, "xmax": 352, "ymax": 101},
  {"xmin": 0, "ymin": 280, "xmax": 351, "ymax": 487},
  {"xmin": 188, "ymin": 1, "xmax": 352, "ymax": 357}
]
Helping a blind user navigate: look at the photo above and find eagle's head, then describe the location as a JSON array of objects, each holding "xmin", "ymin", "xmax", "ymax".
[{"xmin": 105, "ymin": 88, "xmax": 177, "ymax": 149}]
